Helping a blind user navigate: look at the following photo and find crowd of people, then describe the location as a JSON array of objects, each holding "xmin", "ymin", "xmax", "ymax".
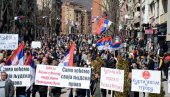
[{"xmin": 0, "ymin": 33, "xmax": 170, "ymax": 97}]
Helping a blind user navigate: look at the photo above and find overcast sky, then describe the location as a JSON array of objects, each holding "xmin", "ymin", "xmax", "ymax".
[{"xmin": 62, "ymin": 0, "xmax": 92, "ymax": 11}]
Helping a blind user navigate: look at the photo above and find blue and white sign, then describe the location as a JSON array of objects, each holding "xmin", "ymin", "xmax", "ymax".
[{"xmin": 131, "ymin": 69, "xmax": 161, "ymax": 94}]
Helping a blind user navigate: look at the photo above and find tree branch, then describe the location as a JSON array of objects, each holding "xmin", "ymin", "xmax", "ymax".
[{"xmin": 93, "ymin": 0, "xmax": 107, "ymax": 11}]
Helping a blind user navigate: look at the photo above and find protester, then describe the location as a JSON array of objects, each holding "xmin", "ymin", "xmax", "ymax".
[
  {"xmin": 91, "ymin": 72, "xmax": 102, "ymax": 97},
  {"xmin": 38, "ymin": 57, "xmax": 48, "ymax": 97},
  {"xmin": 0, "ymin": 71, "xmax": 14, "ymax": 97},
  {"xmin": 50, "ymin": 59, "xmax": 61, "ymax": 97},
  {"xmin": 0, "ymin": 33, "xmax": 169, "ymax": 97}
]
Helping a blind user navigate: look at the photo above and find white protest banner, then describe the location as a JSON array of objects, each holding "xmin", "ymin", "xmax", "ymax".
[
  {"xmin": 131, "ymin": 69, "xmax": 161, "ymax": 94},
  {"xmin": 0, "ymin": 34, "xmax": 18, "ymax": 50},
  {"xmin": 35, "ymin": 65, "xmax": 61, "ymax": 87},
  {"xmin": 100, "ymin": 67, "xmax": 124, "ymax": 92},
  {"xmin": 35, "ymin": 65, "xmax": 91, "ymax": 89},
  {"xmin": 168, "ymin": 70, "xmax": 170, "ymax": 93},
  {"xmin": 31, "ymin": 41, "xmax": 41, "ymax": 48},
  {"xmin": 60, "ymin": 66, "xmax": 91, "ymax": 89},
  {"xmin": 4, "ymin": 66, "xmax": 30, "ymax": 87}
]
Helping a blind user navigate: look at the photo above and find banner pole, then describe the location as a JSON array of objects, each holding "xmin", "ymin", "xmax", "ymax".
[{"xmin": 14, "ymin": 86, "xmax": 16, "ymax": 97}]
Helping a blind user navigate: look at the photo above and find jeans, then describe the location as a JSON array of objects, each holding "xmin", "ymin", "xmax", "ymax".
[
  {"xmin": 16, "ymin": 92, "xmax": 26, "ymax": 97},
  {"xmin": 77, "ymin": 96, "xmax": 85, "ymax": 97},
  {"xmin": 68, "ymin": 88, "xmax": 73, "ymax": 97},
  {"xmin": 26, "ymin": 90, "xmax": 31, "ymax": 97},
  {"xmin": 86, "ymin": 89, "xmax": 90, "ymax": 97},
  {"xmin": 39, "ymin": 91, "xmax": 47, "ymax": 97},
  {"xmin": 51, "ymin": 94, "xmax": 60, "ymax": 97}
]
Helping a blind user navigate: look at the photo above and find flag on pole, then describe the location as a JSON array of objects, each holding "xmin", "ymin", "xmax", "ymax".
[
  {"xmin": 96, "ymin": 36, "xmax": 112, "ymax": 50},
  {"xmin": 110, "ymin": 42, "xmax": 125, "ymax": 50},
  {"xmin": 91, "ymin": 16, "xmax": 99, "ymax": 23},
  {"xmin": 58, "ymin": 42, "xmax": 75, "ymax": 67},
  {"xmin": 6, "ymin": 42, "xmax": 24, "ymax": 66},
  {"xmin": 24, "ymin": 54, "xmax": 36, "ymax": 90},
  {"xmin": 96, "ymin": 37, "xmax": 106, "ymax": 50},
  {"xmin": 96, "ymin": 18, "xmax": 112, "ymax": 35}
]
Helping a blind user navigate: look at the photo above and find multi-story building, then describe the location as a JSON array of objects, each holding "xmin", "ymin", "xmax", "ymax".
[
  {"xmin": 61, "ymin": 1, "xmax": 91, "ymax": 34},
  {"xmin": 92, "ymin": 0, "xmax": 120, "ymax": 35},
  {"xmin": 121, "ymin": 0, "xmax": 169, "ymax": 52},
  {"xmin": 91, "ymin": 0, "xmax": 102, "ymax": 34},
  {"xmin": 140, "ymin": 0, "xmax": 168, "ymax": 51}
]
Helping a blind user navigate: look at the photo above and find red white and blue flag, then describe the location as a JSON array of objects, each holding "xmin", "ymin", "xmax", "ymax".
[
  {"xmin": 96, "ymin": 36, "xmax": 125, "ymax": 51},
  {"xmin": 96, "ymin": 18, "xmax": 112, "ymax": 35},
  {"xmin": 109, "ymin": 42, "xmax": 125, "ymax": 50},
  {"xmin": 96, "ymin": 36, "xmax": 112, "ymax": 50},
  {"xmin": 6, "ymin": 42, "xmax": 24, "ymax": 66},
  {"xmin": 91, "ymin": 16, "xmax": 99, "ymax": 23},
  {"xmin": 24, "ymin": 54, "xmax": 36, "ymax": 90},
  {"xmin": 59, "ymin": 42, "xmax": 75, "ymax": 67}
]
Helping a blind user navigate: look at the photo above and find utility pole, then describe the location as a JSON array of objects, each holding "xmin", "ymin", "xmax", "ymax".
[{"xmin": 167, "ymin": 0, "xmax": 170, "ymax": 51}]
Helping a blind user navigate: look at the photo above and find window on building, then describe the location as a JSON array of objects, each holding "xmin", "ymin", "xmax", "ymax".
[
  {"xmin": 142, "ymin": 6, "xmax": 145, "ymax": 15},
  {"xmin": 137, "ymin": 7, "xmax": 140, "ymax": 11},
  {"xmin": 138, "ymin": 0, "xmax": 141, "ymax": 3}
]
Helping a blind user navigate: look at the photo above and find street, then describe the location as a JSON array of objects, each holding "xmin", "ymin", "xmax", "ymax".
[{"xmin": 30, "ymin": 80, "xmax": 170, "ymax": 97}]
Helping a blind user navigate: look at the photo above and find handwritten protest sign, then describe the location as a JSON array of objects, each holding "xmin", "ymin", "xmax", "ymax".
[
  {"xmin": 4, "ymin": 66, "xmax": 30, "ymax": 87},
  {"xmin": 131, "ymin": 69, "xmax": 161, "ymax": 94},
  {"xmin": 0, "ymin": 34, "xmax": 18, "ymax": 50},
  {"xmin": 31, "ymin": 41, "xmax": 41, "ymax": 48},
  {"xmin": 35, "ymin": 65, "xmax": 91, "ymax": 89},
  {"xmin": 35, "ymin": 65, "xmax": 61, "ymax": 87},
  {"xmin": 100, "ymin": 67, "xmax": 124, "ymax": 92},
  {"xmin": 60, "ymin": 66, "xmax": 91, "ymax": 89}
]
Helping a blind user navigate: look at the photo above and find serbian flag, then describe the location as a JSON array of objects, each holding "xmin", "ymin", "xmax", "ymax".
[
  {"xmin": 58, "ymin": 42, "xmax": 75, "ymax": 67},
  {"xmin": 25, "ymin": 54, "xmax": 36, "ymax": 90},
  {"xmin": 91, "ymin": 16, "xmax": 99, "ymax": 23},
  {"xmin": 96, "ymin": 37, "xmax": 105, "ymax": 50},
  {"xmin": 110, "ymin": 42, "xmax": 125, "ymax": 50},
  {"xmin": 6, "ymin": 42, "xmax": 24, "ymax": 66},
  {"xmin": 96, "ymin": 36, "xmax": 112, "ymax": 50},
  {"xmin": 96, "ymin": 18, "xmax": 112, "ymax": 35}
]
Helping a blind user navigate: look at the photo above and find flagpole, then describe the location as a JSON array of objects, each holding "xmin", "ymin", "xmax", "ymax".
[
  {"xmin": 114, "ymin": 50, "xmax": 116, "ymax": 58},
  {"xmin": 14, "ymin": 86, "xmax": 16, "ymax": 97}
]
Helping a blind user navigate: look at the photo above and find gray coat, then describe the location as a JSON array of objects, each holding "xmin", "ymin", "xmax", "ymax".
[{"xmin": 5, "ymin": 79, "xmax": 14, "ymax": 97}]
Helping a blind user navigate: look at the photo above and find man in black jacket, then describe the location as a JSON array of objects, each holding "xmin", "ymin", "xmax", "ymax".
[
  {"xmin": 90, "ymin": 72, "xmax": 106, "ymax": 97},
  {"xmin": 148, "ymin": 55, "xmax": 154, "ymax": 70}
]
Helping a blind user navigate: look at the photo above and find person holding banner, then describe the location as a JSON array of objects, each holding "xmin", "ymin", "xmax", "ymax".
[
  {"xmin": 91, "ymin": 72, "xmax": 106, "ymax": 97},
  {"xmin": 37, "ymin": 57, "xmax": 48, "ymax": 97},
  {"xmin": 50, "ymin": 59, "xmax": 61, "ymax": 97},
  {"xmin": 0, "ymin": 71, "xmax": 14, "ymax": 97}
]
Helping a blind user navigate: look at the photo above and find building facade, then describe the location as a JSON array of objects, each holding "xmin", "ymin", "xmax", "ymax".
[
  {"xmin": 61, "ymin": 2, "xmax": 91, "ymax": 34},
  {"xmin": 91, "ymin": 0, "xmax": 102, "ymax": 34},
  {"xmin": 120, "ymin": 0, "xmax": 169, "ymax": 52}
]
